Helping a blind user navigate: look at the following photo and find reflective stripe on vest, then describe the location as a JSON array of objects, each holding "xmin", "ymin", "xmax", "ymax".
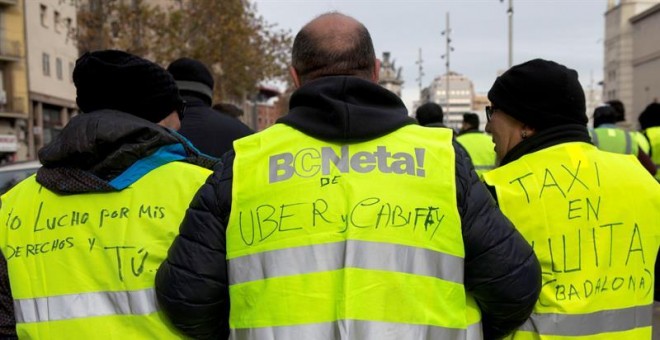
[
  {"xmin": 518, "ymin": 304, "xmax": 652, "ymax": 336},
  {"xmin": 14, "ymin": 288, "xmax": 157, "ymax": 323},
  {"xmin": 646, "ymin": 127, "xmax": 660, "ymax": 180},
  {"xmin": 483, "ymin": 142, "xmax": 660, "ymax": 339},
  {"xmin": 0, "ymin": 161, "xmax": 212, "ymax": 339},
  {"xmin": 231, "ymin": 319, "xmax": 483, "ymax": 340},
  {"xmin": 229, "ymin": 239, "xmax": 464, "ymax": 285},
  {"xmin": 228, "ymin": 124, "xmax": 480, "ymax": 339},
  {"xmin": 455, "ymin": 132, "xmax": 496, "ymax": 178}
]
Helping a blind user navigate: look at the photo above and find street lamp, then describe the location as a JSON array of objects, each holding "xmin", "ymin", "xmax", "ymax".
[{"xmin": 501, "ymin": 0, "xmax": 513, "ymax": 68}]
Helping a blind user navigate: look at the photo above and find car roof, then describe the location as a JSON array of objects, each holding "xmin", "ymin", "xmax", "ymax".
[{"xmin": 0, "ymin": 160, "xmax": 41, "ymax": 172}]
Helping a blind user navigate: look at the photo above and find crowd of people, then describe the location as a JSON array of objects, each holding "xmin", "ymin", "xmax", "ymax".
[{"xmin": 0, "ymin": 11, "xmax": 658, "ymax": 340}]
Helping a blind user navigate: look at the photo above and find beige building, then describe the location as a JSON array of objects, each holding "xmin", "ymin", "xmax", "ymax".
[
  {"xmin": 630, "ymin": 3, "xmax": 660, "ymax": 121},
  {"xmin": 379, "ymin": 52, "xmax": 403, "ymax": 97},
  {"xmin": 423, "ymin": 72, "xmax": 475, "ymax": 130},
  {"xmin": 604, "ymin": 0, "xmax": 660, "ymax": 128},
  {"xmin": 24, "ymin": 0, "xmax": 78, "ymax": 160},
  {"xmin": 0, "ymin": 0, "xmax": 29, "ymax": 163}
]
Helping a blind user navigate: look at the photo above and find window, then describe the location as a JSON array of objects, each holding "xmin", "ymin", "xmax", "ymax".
[
  {"xmin": 40, "ymin": 4, "xmax": 48, "ymax": 28},
  {"xmin": 54, "ymin": 11, "xmax": 61, "ymax": 33},
  {"xmin": 56, "ymin": 58, "xmax": 63, "ymax": 80},
  {"xmin": 42, "ymin": 53, "xmax": 50, "ymax": 76},
  {"xmin": 69, "ymin": 62, "xmax": 74, "ymax": 82}
]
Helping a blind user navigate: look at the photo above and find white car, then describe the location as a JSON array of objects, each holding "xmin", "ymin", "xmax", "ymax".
[{"xmin": 0, "ymin": 160, "xmax": 41, "ymax": 195}]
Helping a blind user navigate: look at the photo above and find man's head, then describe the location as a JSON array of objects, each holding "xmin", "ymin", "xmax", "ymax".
[
  {"xmin": 415, "ymin": 102, "xmax": 444, "ymax": 126},
  {"xmin": 290, "ymin": 12, "xmax": 378, "ymax": 87},
  {"xmin": 167, "ymin": 57, "xmax": 215, "ymax": 106},
  {"xmin": 593, "ymin": 105, "xmax": 618, "ymax": 128},
  {"xmin": 605, "ymin": 99, "xmax": 625, "ymax": 122},
  {"xmin": 639, "ymin": 102, "xmax": 660, "ymax": 130},
  {"xmin": 73, "ymin": 50, "xmax": 184, "ymax": 129},
  {"xmin": 486, "ymin": 59, "xmax": 587, "ymax": 162},
  {"xmin": 461, "ymin": 113, "xmax": 480, "ymax": 131}
]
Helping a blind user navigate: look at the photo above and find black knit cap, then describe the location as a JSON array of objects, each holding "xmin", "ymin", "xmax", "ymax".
[
  {"xmin": 415, "ymin": 102, "xmax": 444, "ymax": 126},
  {"xmin": 73, "ymin": 50, "xmax": 183, "ymax": 123},
  {"xmin": 488, "ymin": 59, "xmax": 587, "ymax": 130},
  {"xmin": 167, "ymin": 58, "xmax": 215, "ymax": 103}
]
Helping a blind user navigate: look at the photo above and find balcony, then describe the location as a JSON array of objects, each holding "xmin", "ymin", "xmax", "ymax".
[
  {"xmin": 0, "ymin": 96, "xmax": 26, "ymax": 117},
  {"xmin": 0, "ymin": 38, "xmax": 20, "ymax": 61}
]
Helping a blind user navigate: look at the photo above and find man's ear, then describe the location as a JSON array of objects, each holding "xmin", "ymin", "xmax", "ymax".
[
  {"xmin": 289, "ymin": 66, "xmax": 301, "ymax": 88},
  {"xmin": 372, "ymin": 58, "xmax": 381, "ymax": 83}
]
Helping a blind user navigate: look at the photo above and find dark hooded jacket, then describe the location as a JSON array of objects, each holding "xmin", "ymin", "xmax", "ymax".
[
  {"xmin": 0, "ymin": 110, "xmax": 217, "ymax": 338},
  {"xmin": 177, "ymin": 93, "xmax": 253, "ymax": 158},
  {"xmin": 155, "ymin": 76, "xmax": 542, "ymax": 340}
]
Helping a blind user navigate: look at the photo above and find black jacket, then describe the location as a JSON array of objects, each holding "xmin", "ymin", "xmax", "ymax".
[
  {"xmin": 155, "ymin": 76, "xmax": 542, "ymax": 340},
  {"xmin": 0, "ymin": 111, "xmax": 217, "ymax": 338},
  {"xmin": 178, "ymin": 94, "xmax": 253, "ymax": 158}
]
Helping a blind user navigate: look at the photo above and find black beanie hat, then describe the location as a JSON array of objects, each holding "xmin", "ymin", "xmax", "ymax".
[
  {"xmin": 415, "ymin": 102, "xmax": 444, "ymax": 126},
  {"xmin": 167, "ymin": 58, "xmax": 214, "ymax": 103},
  {"xmin": 639, "ymin": 103, "xmax": 660, "ymax": 130},
  {"xmin": 488, "ymin": 59, "xmax": 587, "ymax": 130},
  {"xmin": 73, "ymin": 50, "xmax": 183, "ymax": 123}
]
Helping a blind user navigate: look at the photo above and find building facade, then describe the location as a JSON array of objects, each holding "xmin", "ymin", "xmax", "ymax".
[
  {"xmin": 378, "ymin": 52, "xmax": 403, "ymax": 97},
  {"xmin": 604, "ymin": 0, "xmax": 660, "ymax": 128},
  {"xmin": 630, "ymin": 3, "xmax": 660, "ymax": 120},
  {"xmin": 424, "ymin": 72, "xmax": 475, "ymax": 130},
  {"xmin": 0, "ymin": 0, "xmax": 28, "ymax": 163},
  {"xmin": 24, "ymin": 0, "xmax": 78, "ymax": 160}
]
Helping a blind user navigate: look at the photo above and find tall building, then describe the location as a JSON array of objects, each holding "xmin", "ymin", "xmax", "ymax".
[
  {"xmin": 630, "ymin": 3, "xmax": 660, "ymax": 119},
  {"xmin": 0, "ymin": 0, "xmax": 28, "ymax": 163},
  {"xmin": 24, "ymin": 0, "xmax": 78, "ymax": 160},
  {"xmin": 425, "ymin": 72, "xmax": 475, "ymax": 130},
  {"xmin": 378, "ymin": 52, "xmax": 403, "ymax": 97},
  {"xmin": 603, "ymin": 0, "xmax": 660, "ymax": 127}
]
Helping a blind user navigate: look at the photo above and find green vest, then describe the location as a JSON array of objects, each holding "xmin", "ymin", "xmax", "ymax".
[
  {"xmin": 456, "ymin": 132, "xmax": 496, "ymax": 179},
  {"xmin": 590, "ymin": 127, "xmax": 638, "ymax": 155},
  {"xmin": 484, "ymin": 142, "xmax": 660, "ymax": 339},
  {"xmin": 0, "ymin": 161, "xmax": 211, "ymax": 339},
  {"xmin": 227, "ymin": 124, "xmax": 482, "ymax": 339},
  {"xmin": 631, "ymin": 131, "xmax": 650, "ymax": 155},
  {"xmin": 646, "ymin": 127, "xmax": 660, "ymax": 180}
]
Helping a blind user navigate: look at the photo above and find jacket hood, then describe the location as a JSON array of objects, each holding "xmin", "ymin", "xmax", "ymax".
[
  {"xmin": 278, "ymin": 76, "xmax": 415, "ymax": 142},
  {"xmin": 37, "ymin": 110, "xmax": 216, "ymax": 194}
]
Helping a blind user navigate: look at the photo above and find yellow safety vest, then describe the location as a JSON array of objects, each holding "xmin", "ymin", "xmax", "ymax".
[
  {"xmin": 646, "ymin": 127, "xmax": 660, "ymax": 180},
  {"xmin": 227, "ymin": 124, "xmax": 482, "ymax": 340},
  {"xmin": 590, "ymin": 127, "xmax": 638, "ymax": 155},
  {"xmin": 0, "ymin": 161, "xmax": 211, "ymax": 339},
  {"xmin": 456, "ymin": 132, "xmax": 496, "ymax": 179},
  {"xmin": 631, "ymin": 131, "xmax": 650, "ymax": 155},
  {"xmin": 483, "ymin": 142, "xmax": 660, "ymax": 339}
]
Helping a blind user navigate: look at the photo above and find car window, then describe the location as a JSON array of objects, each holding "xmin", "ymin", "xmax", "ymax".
[{"xmin": 0, "ymin": 168, "xmax": 38, "ymax": 195}]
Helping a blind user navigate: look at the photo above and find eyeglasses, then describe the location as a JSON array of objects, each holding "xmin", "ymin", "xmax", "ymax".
[
  {"xmin": 176, "ymin": 101, "xmax": 187, "ymax": 120},
  {"xmin": 485, "ymin": 106, "xmax": 497, "ymax": 121}
]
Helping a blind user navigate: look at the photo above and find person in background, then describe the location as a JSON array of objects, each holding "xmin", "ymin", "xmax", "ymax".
[
  {"xmin": 416, "ymin": 102, "xmax": 448, "ymax": 128},
  {"xmin": 483, "ymin": 58, "xmax": 660, "ymax": 339},
  {"xmin": 156, "ymin": 12, "xmax": 541, "ymax": 340},
  {"xmin": 590, "ymin": 105, "xmax": 656, "ymax": 176},
  {"xmin": 0, "ymin": 50, "xmax": 217, "ymax": 339},
  {"xmin": 167, "ymin": 58, "xmax": 253, "ymax": 158},
  {"xmin": 639, "ymin": 102, "xmax": 660, "ymax": 181},
  {"xmin": 456, "ymin": 112, "xmax": 496, "ymax": 179},
  {"xmin": 607, "ymin": 99, "xmax": 652, "ymax": 155}
]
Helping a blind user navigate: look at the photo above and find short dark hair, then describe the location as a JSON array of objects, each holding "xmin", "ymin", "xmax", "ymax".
[
  {"xmin": 292, "ymin": 13, "xmax": 376, "ymax": 84},
  {"xmin": 463, "ymin": 113, "xmax": 480, "ymax": 128},
  {"xmin": 593, "ymin": 105, "xmax": 617, "ymax": 127},
  {"xmin": 415, "ymin": 102, "xmax": 444, "ymax": 126},
  {"xmin": 605, "ymin": 100, "xmax": 625, "ymax": 122}
]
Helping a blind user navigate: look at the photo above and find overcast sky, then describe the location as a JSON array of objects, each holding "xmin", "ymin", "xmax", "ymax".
[{"xmin": 253, "ymin": 0, "xmax": 607, "ymax": 111}]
